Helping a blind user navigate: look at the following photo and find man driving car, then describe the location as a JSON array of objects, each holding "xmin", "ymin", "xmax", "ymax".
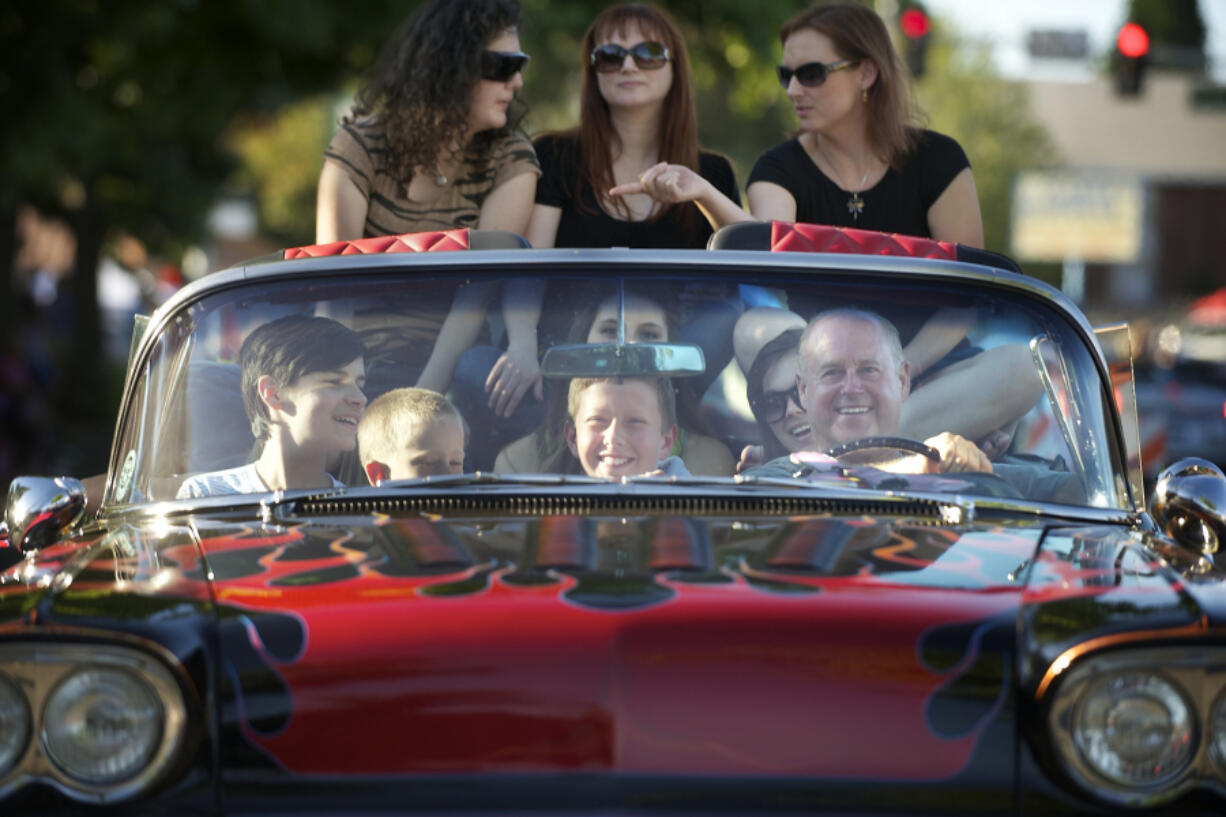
[{"xmin": 747, "ymin": 308, "xmax": 992, "ymax": 477}]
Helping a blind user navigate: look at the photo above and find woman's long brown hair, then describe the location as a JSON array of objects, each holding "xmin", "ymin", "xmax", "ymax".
[{"xmin": 564, "ymin": 4, "xmax": 701, "ymax": 230}]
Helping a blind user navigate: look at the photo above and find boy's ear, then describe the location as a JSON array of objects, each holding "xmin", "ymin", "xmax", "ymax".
[
  {"xmin": 257, "ymin": 375, "xmax": 283, "ymax": 411},
  {"xmin": 658, "ymin": 424, "xmax": 678, "ymax": 461},
  {"xmin": 364, "ymin": 460, "xmax": 390, "ymax": 486},
  {"xmin": 563, "ymin": 421, "xmax": 578, "ymax": 457}
]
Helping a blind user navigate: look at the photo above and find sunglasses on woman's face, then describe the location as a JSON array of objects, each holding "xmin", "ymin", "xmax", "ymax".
[
  {"xmin": 776, "ymin": 58, "xmax": 858, "ymax": 89},
  {"xmin": 481, "ymin": 50, "xmax": 530, "ymax": 82},
  {"xmin": 750, "ymin": 384, "xmax": 803, "ymax": 425},
  {"xmin": 590, "ymin": 41, "xmax": 671, "ymax": 73}
]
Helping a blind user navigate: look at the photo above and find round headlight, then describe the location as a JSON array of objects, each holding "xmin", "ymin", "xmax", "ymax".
[
  {"xmin": 1074, "ymin": 672, "xmax": 1194, "ymax": 787},
  {"xmin": 41, "ymin": 667, "xmax": 164, "ymax": 785},
  {"xmin": 0, "ymin": 672, "xmax": 31, "ymax": 775}
]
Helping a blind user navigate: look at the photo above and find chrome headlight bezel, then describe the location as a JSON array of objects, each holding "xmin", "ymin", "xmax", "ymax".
[
  {"xmin": 1045, "ymin": 645, "xmax": 1226, "ymax": 808},
  {"xmin": 1211, "ymin": 688, "xmax": 1226, "ymax": 772},
  {"xmin": 0, "ymin": 671, "xmax": 31, "ymax": 777},
  {"xmin": 0, "ymin": 640, "xmax": 191, "ymax": 804}
]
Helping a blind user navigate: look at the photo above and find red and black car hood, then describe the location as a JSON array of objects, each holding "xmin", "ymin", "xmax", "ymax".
[{"xmin": 3, "ymin": 508, "xmax": 1221, "ymax": 811}]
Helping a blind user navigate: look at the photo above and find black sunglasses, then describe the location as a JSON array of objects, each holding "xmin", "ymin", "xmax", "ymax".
[
  {"xmin": 590, "ymin": 41, "xmax": 671, "ymax": 73},
  {"xmin": 481, "ymin": 50, "xmax": 530, "ymax": 82},
  {"xmin": 750, "ymin": 384, "xmax": 802, "ymax": 425},
  {"xmin": 776, "ymin": 58, "xmax": 859, "ymax": 89}
]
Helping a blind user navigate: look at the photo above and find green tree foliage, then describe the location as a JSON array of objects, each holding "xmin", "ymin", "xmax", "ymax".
[
  {"xmin": 228, "ymin": 96, "xmax": 339, "ymax": 245},
  {"xmin": 0, "ymin": 0, "xmax": 404, "ymax": 411}
]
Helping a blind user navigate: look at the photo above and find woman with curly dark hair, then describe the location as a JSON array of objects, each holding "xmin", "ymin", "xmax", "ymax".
[{"xmin": 316, "ymin": 0, "xmax": 540, "ymax": 241}]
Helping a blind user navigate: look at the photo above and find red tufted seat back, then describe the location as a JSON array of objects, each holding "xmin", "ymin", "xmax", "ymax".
[
  {"xmin": 284, "ymin": 229, "xmax": 471, "ymax": 259},
  {"xmin": 769, "ymin": 221, "xmax": 956, "ymax": 259}
]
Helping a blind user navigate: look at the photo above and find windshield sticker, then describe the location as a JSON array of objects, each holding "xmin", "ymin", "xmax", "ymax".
[{"xmin": 116, "ymin": 449, "xmax": 137, "ymax": 502}]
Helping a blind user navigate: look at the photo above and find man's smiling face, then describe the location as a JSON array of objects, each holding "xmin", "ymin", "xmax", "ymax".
[{"xmin": 797, "ymin": 314, "xmax": 910, "ymax": 452}]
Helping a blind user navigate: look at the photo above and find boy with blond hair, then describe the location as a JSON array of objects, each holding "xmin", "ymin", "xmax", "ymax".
[
  {"xmin": 564, "ymin": 376, "xmax": 690, "ymax": 479},
  {"xmin": 357, "ymin": 387, "xmax": 466, "ymax": 483}
]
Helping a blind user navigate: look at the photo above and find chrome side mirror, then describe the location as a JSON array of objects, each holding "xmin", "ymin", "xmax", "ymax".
[
  {"xmin": 4, "ymin": 476, "xmax": 87, "ymax": 552},
  {"xmin": 1148, "ymin": 458, "xmax": 1226, "ymax": 559}
]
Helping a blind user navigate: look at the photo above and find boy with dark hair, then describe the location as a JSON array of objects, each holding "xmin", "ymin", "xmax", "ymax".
[{"xmin": 177, "ymin": 315, "xmax": 367, "ymax": 498}]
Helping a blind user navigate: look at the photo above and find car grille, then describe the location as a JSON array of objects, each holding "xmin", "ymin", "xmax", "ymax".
[{"xmin": 291, "ymin": 493, "xmax": 953, "ymax": 522}]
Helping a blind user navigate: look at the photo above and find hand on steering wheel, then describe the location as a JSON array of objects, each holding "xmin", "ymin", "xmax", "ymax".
[{"xmin": 824, "ymin": 434, "xmax": 1020, "ymax": 498}]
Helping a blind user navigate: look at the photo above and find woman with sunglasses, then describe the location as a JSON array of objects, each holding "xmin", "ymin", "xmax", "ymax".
[
  {"xmin": 733, "ymin": 309, "xmax": 808, "ymax": 472},
  {"xmin": 316, "ymin": 0, "xmax": 538, "ymax": 241},
  {"xmin": 525, "ymin": 3, "xmax": 739, "ymax": 250},
  {"xmin": 314, "ymin": 0, "xmax": 542, "ymax": 426},
  {"xmin": 746, "ymin": 2, "xmax": 981, "ymax": 245}
]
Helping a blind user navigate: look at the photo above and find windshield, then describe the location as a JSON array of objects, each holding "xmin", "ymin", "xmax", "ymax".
[{"xmin": 107, "ymin": 261, "xmax": 1127, "ymax": 510}]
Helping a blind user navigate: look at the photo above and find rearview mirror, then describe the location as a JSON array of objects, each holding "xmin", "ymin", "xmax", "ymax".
[{"xmin": 540, "ymin": 342, "xmax": 705, "ymax": 378}]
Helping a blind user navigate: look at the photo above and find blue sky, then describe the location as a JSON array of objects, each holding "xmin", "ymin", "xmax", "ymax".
[{"xmin": 922, "ymin": 0, "xmax": 1226, "ymax": 81}]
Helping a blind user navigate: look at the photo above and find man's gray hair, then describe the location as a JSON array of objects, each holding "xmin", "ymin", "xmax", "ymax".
[{"xmin": 799, "ymin": 308, "xmax": 905, "ymax": 369}]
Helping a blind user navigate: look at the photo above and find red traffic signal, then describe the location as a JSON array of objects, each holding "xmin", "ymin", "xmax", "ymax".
[
  {"xmin": 900, "ymin": 8, "xmax": 931, "ymax": 40},
  {"xmin": 1114, "ymin": 22, "xmax": 1148, "ymax": 96},
  {"xmin": 1117, "ymin": 22, "xmax": 1149, "ymax": 59}
]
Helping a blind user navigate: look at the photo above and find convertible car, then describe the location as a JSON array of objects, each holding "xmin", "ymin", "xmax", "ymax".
[{"xmin": 2, "ymin": 222, "xmax": 1225, "ymax": 815}]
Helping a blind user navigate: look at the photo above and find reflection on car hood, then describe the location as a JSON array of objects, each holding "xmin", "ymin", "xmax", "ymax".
[
  {"xmin": 187, "ymin": 513, "xmax": 1033, "ymax": 779},
  {"xmin": 4, "ymin": 512, "xmax": 1221, "ymax": 787}
]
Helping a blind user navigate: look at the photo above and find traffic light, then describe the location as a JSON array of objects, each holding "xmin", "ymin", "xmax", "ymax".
[
  {"xmin": 898, "ymin": 3, "xmax": 932, "ymax": 79},
  {"xmin": 1114, "ymin": 22, "xmax": 1149, "ymax": 96}
]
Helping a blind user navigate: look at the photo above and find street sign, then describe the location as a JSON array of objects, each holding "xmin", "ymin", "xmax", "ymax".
[
  {"xmin": 1026, "ymin": 29, "xmax": 1089, "ymax": 60},
  {"xmin": 1010, "ymin": 172, "xmax": 1143, "ymax": 264}
]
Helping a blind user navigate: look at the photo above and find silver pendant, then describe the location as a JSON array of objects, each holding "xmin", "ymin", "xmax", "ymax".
[{"xmin": 847, "ymin": 192, "xmax": 865, "ymax": 220}]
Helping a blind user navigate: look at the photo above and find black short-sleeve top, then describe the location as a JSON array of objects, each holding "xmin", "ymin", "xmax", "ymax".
[
  {"xmin": 534, "ymin": 133, "xmax": 740, "ymax": 249},
  {"xmin": 747, "ymin": 129, "xmax": 969, "ymax": 238}
]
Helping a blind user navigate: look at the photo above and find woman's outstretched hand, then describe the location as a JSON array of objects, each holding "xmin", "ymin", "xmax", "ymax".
[{"xmin": 609, "ymin": 162, "xmax": 708, "ymax": 204}]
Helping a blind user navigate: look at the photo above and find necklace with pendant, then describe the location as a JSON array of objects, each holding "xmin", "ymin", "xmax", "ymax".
[
  {"xmin": 845, "ymin": 184, "xmax": 867, "ymax": 220},
  {"xmin": 816, "ymin": 139, "xmax": 871, "ymax": 221},
  {"xmin": 431, "ymin": 169, "xmax": 448, "ymax": 186}
]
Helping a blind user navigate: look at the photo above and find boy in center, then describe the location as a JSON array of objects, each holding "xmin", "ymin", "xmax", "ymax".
[
  {"xmin": 358, "ymin": 387, "xmax": 467, "ymax": 483},
  {"xmin": 564, "ymin": 376, "xmax": 690, "ymax": 479}
]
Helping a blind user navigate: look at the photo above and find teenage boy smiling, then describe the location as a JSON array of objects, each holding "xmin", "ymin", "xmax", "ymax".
[{"xmin": 177, "ymin": 315, "xmax": 367, "ymax": 498}]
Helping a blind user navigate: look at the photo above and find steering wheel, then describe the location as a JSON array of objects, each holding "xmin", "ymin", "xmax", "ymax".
[
  {"xmin": 824, "ymin": 436, "xmax": 1024, "ymax": 499},
  {"xmin": 824, "ymin": 436, "xmax": 940, "ymax": 464}
]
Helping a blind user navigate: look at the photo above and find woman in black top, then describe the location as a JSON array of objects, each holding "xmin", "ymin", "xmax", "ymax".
[
  {"xmin": 745, "ymin": 4, "xmax": 981, "ymax": 243},
  {"xmin": 526, "ymin": 3, "xmax": 740, "ymax": 249}
]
